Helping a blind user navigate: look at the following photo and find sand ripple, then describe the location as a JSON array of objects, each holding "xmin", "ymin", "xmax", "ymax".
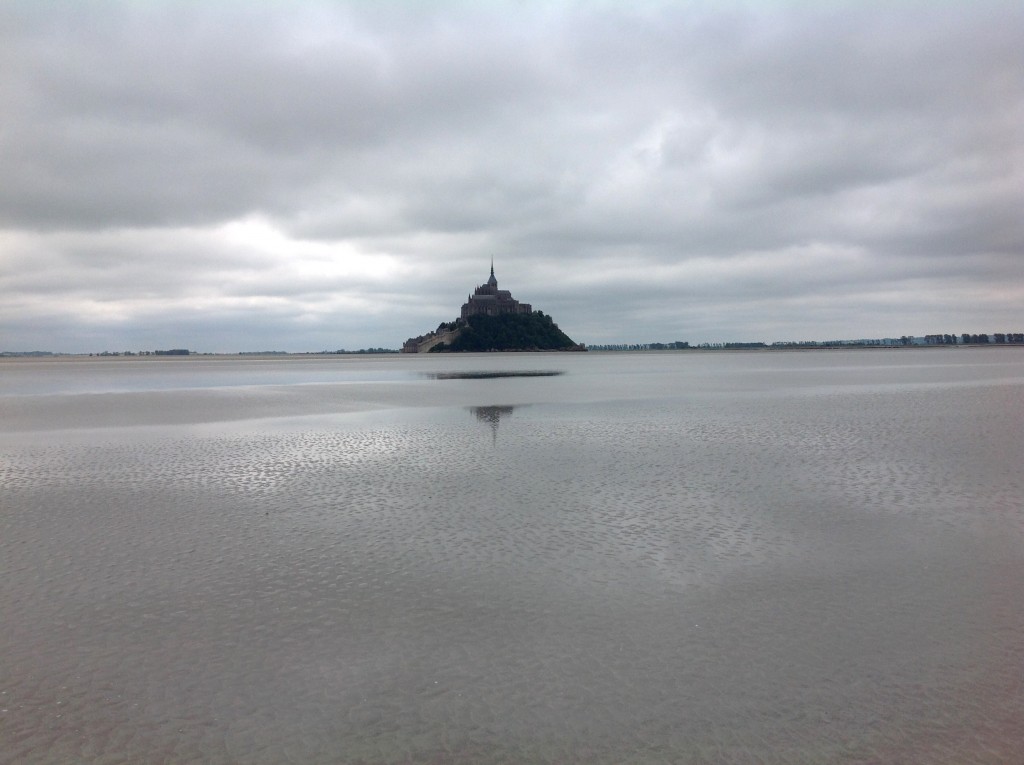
[{"xmin": 2, "ymin": 366, "xmax": 1023, "ymax": 763}]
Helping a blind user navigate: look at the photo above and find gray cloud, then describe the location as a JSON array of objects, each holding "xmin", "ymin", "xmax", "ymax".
[{"xmin": 1, "ymin": 1, "xmax": 1021, "ymax": 352}]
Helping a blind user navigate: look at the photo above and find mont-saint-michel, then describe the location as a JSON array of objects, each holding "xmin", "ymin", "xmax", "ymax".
[{"xmin": 402, "ymin": 264, "xmax": 585, "ymax": 353}]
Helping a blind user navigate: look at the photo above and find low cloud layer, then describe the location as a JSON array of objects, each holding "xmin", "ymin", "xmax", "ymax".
[{"xmin": 2, "ymin": 1, "xmax": 1021, "ymax": 352}]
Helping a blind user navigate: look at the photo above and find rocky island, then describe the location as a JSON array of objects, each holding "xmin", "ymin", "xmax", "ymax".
[{"xmin": 402, "ymin": 264, "xmax": 584, "ymax": 352}]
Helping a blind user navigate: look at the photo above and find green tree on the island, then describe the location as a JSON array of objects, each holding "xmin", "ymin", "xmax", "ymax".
[{"xmin": 435, "ymin": 312, "xmax": 578, "ymax": 352}]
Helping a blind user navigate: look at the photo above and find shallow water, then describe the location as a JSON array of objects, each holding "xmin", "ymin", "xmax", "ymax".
[{"xmin": 2, "ymin": 349, "xmax": 1023, "ymax": 763}]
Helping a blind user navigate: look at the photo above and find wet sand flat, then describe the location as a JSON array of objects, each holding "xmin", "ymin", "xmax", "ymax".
[{"xmin": 2, "ymin": 350, "xmax": 1023, "ymax": 763}]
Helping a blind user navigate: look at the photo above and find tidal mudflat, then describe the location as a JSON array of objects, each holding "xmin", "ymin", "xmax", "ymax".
[{"xmin": 2, "ymin": 350, "xmax": 1023, "ymax": 763}]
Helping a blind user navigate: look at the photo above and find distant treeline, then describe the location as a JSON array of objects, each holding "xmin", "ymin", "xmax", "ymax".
[
  {"xmin": 590, "ymin": 342, "xmax": 691, "ymax": 351},
  {"xmin": 86, "ymin": 349, "xmax": 191, "ymax": 356},
  {"xmin": 923, "ymin": 333, "xmax": 1024, "ymax": 345},
  {"xmin": 591, "ymin": 341, "xmax": 768, "ymax": 350},
  {"xmin": 591, "ymin": 333, "xmax": 1024, "ymax": 350},
  {"xmin": 324, "ymin": 348, "xmax": 399, "ymax": 355}
]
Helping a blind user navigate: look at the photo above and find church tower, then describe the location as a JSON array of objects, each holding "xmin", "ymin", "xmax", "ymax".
[{"xmin": 460, "ymin": 260, "xmax": 532, "ymax": 319}]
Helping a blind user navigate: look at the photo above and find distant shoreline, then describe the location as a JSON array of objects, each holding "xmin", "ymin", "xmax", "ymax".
[{"xmin": 2, "ymin": 344, "xmax": 1021, "ymax": 362}]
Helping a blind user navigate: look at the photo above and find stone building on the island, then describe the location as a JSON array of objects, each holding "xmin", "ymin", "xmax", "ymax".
[{"xmin": 461, "ymin": 263, "xmax": 532, "ymax": 319}]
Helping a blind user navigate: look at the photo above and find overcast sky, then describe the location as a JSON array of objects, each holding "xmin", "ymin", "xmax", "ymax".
[{"xmin": 2, "ymin": 1, "xmax": 1022, "ymax": 352}]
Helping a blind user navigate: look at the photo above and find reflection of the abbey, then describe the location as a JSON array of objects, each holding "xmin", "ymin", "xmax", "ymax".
[
  {"xmin": 424, "ymin": 371, "xmax": 563, "ymax": 380},
  {"xmin": 470, "ymin": 405, "xmax": 515, "ymax": 444}
]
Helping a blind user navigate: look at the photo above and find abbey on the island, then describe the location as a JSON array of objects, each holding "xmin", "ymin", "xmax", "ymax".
[
  {"xmin": 460, "ymin": 262, "xmax": 532, "ymax": 319},
  {"xmin": 402, "ymin": 262, "xmax": 581, "ymax": 353}
]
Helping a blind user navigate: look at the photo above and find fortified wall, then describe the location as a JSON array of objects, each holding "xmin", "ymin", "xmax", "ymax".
[{"xmin": 402, "ymin": 326, "xmax": 462, "ymax": 354}]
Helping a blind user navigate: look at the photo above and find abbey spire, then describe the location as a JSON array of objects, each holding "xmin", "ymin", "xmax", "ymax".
[{"xmin": 460, "ymin": 260, "xmax": 530, "ymax": 319}]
